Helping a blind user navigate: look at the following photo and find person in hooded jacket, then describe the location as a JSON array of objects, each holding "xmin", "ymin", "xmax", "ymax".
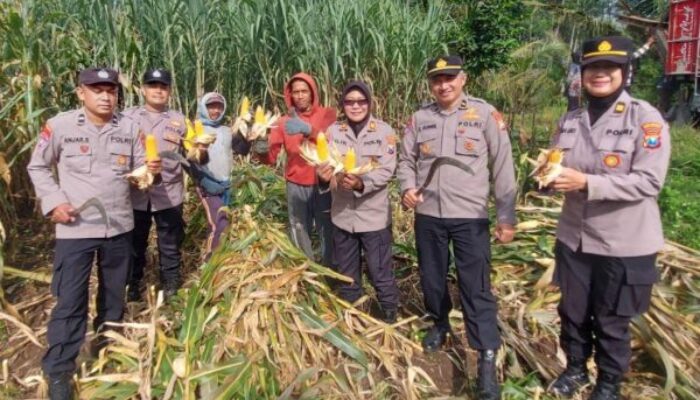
[
  {"xmin": 190, "ymin": 92, "xmax": 250, "ymax": 261},
  {"xmin": 258, "ymin": 73, "xmax": 336, "ymax": 266},
  {"xmin": 317, "ymin": 81, "xmax": 400, "ymax": 323},
  {"xmin": 547, "ymin": 36, "xmax": 670, "ymax": 400}
]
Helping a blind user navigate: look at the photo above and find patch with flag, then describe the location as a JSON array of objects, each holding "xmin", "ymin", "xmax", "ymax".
[
  {"xmin": 491, "ymin": 111, "xmax": 507, "ymax": 132},
  {"xmin": 38, "ymin": 124, "xmax": 52, "ymax": 148},
  {"xmin": 641, "ymin": 122, "xmax": 662, "ymax": 150}
]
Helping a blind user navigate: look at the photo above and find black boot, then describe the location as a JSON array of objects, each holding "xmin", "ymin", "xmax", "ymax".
[
  {"xmin": 549, "ymin": 356, "xmax": 590, "ymax": 397},
  {"xmin": 588, "ymin": 372, "xmax": 621, "ymax": 400},
  {"xmin": 161, "ymin": 278, "xmax": 180, "ymax": 300},
  {"xmin": 380, "ymin": 308, "xmax": 397, "ymax": 324},
  {"xmin": 421, "ymin": 325, "xmax": 449, "ymax": 352},
  {"xmin": 48, "ymin": 372, "xmax": 74, "ymax": 400},
  {"xmin": 126, "ymin": 282, "xmax": 141, "ymax": 302},
  {"xmin": 476, "ymin": 349, "xmax": 500, "ymax": 400}
]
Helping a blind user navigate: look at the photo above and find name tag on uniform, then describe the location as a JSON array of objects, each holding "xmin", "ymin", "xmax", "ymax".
[
  {"xmin": 110, "ymin": 136, "xmax": 133, "ymax": 145},
  {"xmin": 605, "ymin": 129, "xmax": 632, "ymax": 136},
  {"xmin": 64, "ymin": 136, "xmax": 89, "ymax": 143}
]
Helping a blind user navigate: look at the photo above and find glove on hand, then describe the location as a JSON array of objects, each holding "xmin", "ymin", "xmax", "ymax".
[{"xmin": 284, "ymin": 109, "xmax": 311, "ymax": 137}]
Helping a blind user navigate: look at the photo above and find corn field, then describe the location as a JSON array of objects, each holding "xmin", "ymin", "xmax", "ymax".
[
  {"xmin": 2, "ymin": 0, "xmax": 699, "ymax": 399},
  {"xmin": 0, "ymin": 0, "xmax": 451, "ymax": 227}
]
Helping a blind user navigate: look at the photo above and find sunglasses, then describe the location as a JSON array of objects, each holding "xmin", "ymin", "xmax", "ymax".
[{"xmin": 343, "ymin": 98, "xmax": 369, "ymax": 107}]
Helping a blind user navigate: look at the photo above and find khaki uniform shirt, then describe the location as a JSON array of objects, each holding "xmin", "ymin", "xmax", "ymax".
[
  {"xmin": 327, "ymin": 117, "xmax": 397, "ymax": 233},
  {"xmin": 122, "ymin": 106, "xmax": 186, "ymax": 211},
  {"xmin": 553, "ymin": 91, "xmax": 671, "ymax": 257},
  {"xmin": 27, "ymin": 109, "xmax": 145, "ymax": 239},
  {"xmin": 397, "ymin": 94, "xmax": 517, "ymax": 224}
]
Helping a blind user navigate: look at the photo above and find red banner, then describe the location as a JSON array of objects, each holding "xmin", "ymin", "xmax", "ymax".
[{"xmin": 666, "ymin": 0, "xmax": 700, "ymax": 75}]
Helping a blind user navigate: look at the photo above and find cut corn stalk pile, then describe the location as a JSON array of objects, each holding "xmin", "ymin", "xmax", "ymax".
[
  {"xmin": 1, "ymin": 166, "xmax": 699, "ymax": 399},
  {"xmin": 74, "ymin": 166, "xmax": 435, "ymax": 399}
]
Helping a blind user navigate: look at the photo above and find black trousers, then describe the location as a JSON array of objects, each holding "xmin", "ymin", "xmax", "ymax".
[
  {"xmin": 131, "ymin": 204, "xmax": 184, "ymax": 286},
  {"xmin": 554, "ymin": 240, "xmax": 657, "ymax": 376},
  {"xmin": 415, "ymin": 214, "xmax": 500, "ymax": 350},
  {"xmin": 331, "ymin": 225, "xmax": 399, "ymax": 311},
  {"xmin": 42, "ymin": 232, "xmax": 132, "ymax": 375}
]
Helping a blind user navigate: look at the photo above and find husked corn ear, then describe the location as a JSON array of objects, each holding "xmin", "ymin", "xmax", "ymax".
[
  {"xmin": 316, "ymin": 132, "xmax": 329, "ymax": 162},
  {"xmin": 344, "ymin": 148, "xmax": 356, "ymax": 172},
  {"xmin": 145, "ymin": 134, "xmax": 159, "ymax": 161},
  {"xmin": 239, "ymin": 96, "xmax": 250, "ymax": 117}
]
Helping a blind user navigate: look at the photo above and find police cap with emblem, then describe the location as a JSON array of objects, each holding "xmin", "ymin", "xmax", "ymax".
[
  {"xmin": 143, "ymin": 68, "xmax": 172, "ymax": 85},
  {"xmin": 78, "ymin": 67, "xmax": 119, "ymax": 85},
  {"xmin": 427, "ymin": 55, "xmax": 463, "ymax": 78},
  {"xmin": 581, "ymin": 36, "xmax": 633, "ymax": 66}
]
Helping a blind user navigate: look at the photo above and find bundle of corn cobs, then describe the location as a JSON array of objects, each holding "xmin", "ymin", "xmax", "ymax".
[
  {"xmin": 299, "ymin": 132, "xmax": 376, "ymax": 176},
  {"xmin": 231, "ymin": 96, "xmax": 280, "ymax": 142}
]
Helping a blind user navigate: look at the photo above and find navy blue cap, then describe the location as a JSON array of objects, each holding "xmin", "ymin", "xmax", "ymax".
[
  {"xmin": 78, "ymin": 68, "xmax": 119, "ymax": 85},
  {"xmin": 143, "ymin": 68, "xmax": 172, "ymax": 85}
]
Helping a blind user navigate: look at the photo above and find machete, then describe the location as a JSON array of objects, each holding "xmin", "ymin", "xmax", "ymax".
[
  {"xmin": 416, "ymin": 156, "xmax": 475, "ymax": 195},
  {"xmin": 159, "ymin": 150, "xmax": 191, "ymax": 168},
  {"xmin": 72, "ymin": 197, "xmax": 109, "ymax": 230}
]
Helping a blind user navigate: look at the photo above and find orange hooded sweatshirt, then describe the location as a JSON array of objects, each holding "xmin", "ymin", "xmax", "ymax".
[{"xmin": 266, "ymin": 73, "xmax": 337, "ymax": 186}]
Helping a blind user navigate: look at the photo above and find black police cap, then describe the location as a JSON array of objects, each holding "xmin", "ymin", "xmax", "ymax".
[
  {"xmin": 427, "ymin": 55, "xmax": 463, "ymax": 78},
  {"xmin": 78, "ymin": 68, "xmax": 119, "ymax": 85},
  {"xmin": 581, "ymin": 36, "xmax": 633, "ymax": 66},
  {"xmin": 143, "ymin": 68, "xmax": 172, "ymax": 85}
]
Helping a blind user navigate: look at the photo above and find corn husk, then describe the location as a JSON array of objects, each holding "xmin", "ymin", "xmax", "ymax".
[{"xmin": 528, "ymin": 148, "xmax": 564, "ymax": 189}]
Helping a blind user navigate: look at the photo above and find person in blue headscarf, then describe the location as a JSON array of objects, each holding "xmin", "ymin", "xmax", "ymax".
[{"xmin": 189, "ymin": 92, "xmax": 251, "ymax": 260}]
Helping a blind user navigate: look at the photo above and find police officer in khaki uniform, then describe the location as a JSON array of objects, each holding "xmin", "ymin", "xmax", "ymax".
[
  {"xmin": 547, "ymin": 37, "xmax": 671, "ymax": 400},
  {"xmin": 317, "ymin": 81, "xmax": 400, "ymax": 323},
  {"xmin": 397, "ymin": 56, "xmax": 516, "ymax": 399},
  {"xmin": 122, "ymin": 69, "xmax": 186, "ymax": 301},
  {"xmin": 27, "ymin": 68, "xmax": 160, "ymax": 400}
]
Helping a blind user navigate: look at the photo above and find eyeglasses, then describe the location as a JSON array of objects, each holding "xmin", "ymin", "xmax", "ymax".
[{"xmin": 343, "ymin": 98, "xmax": 369, "ymax": 107}]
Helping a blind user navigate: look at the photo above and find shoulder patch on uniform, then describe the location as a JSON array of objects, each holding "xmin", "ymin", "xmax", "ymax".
[
  {"xmin": 386, "ymin": 133, "xmax": 397, "ymax": 155},
  {"xmin": 642, "ymin": 122, "xmax": 662, "ymax": 150},
  {"xmin": 405, "ymin": 117, "xmax": 414, "ymax": 130},
  {"xmin": 491, "ymin": 110, "xmax": 507, "ymax": 132},
  {"xmin": 37, "ymin": 124, "xmax": 52, "ymax": 149}
]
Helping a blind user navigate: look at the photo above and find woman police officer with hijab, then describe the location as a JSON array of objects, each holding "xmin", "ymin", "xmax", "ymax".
[{"xmin": 546, "ymin": 36, "xmax": 671, "ymax": 400}]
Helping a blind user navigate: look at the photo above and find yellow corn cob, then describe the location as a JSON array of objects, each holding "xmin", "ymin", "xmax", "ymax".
[
  {"xmin": 145, "ymin": 134, "xmax": 159, "ymax": 161},
  {"xmin": 194, "ymin": 119, "xmax": 204, "ymax": 137},
  {"xmin": 184, "ymin": 119, "xmax": 196, "ymax": 150},
  {"xmin": 254, "ymin": 105, "xmax": 266, "ymax": 125},
  {"xmin": 344, "ymin": 148, "xmax": 356, "ymax": 172},
  {"xmin": 316, "ymin": 132, "xmax": 329, "ymax": 162},
  {"xmin": 239, "ymin": 96, "xmax": 250, "ymax": 117}
]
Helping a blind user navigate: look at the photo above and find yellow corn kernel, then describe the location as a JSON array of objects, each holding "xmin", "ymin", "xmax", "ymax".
[
  {"xmin": 254, "ymin": 106, "xmax": 266, "ymax": 125},
  {"xmin": 240, "ymin": 96, "xmax": 250, "ymax": 117},
  {"xmin": 194, "ymin": 119, "xmax": 204, "ymax": 137},
  {"xmin": 316, "ymin": 132, "xmax": 329, "ymax": 162},
  {"xmin": 145, "ymin": 134, "xmax": 159, "ymax": 161},
  {"xmin": 344, "ymin": 148, "xmax": 356, "ymax": 171}
]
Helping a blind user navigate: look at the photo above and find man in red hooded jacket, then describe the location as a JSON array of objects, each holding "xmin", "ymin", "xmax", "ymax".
[{"xmin": 260, "ymin": 73, "xmax": 336, "ymax": 266}]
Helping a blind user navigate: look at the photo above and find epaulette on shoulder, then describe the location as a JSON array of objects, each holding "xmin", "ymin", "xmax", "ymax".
[
  {"xmin": 420, "ymin": 100, "xmax": 436, "ymax": 109},
  {"xmin": 467, "ymin": 96, "xmax": 486, "ymax": 105}
]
